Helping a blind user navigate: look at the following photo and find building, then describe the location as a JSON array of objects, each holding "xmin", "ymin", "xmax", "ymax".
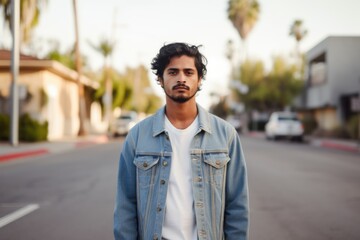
[
  {"xmin": 298, "ymin": 36, "xmax": 360, "ymax": 132},
  {"xmin": 0, "ymin": 49, "xmax": 102, "ymax": 140}
]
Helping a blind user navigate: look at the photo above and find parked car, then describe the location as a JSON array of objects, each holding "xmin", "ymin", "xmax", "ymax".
[
  {"xmin": 265, "ymin": 112, "xmax": 304, "ymax": 141},
  {"xmin": 112, "ymin": 112, "xmax": 138, "ymax": 136}
]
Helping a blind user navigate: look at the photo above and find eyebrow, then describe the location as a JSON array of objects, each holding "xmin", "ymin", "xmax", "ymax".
[{"xmin": 167, "ymin": 67, "xmax": 195, "ymax": 71}]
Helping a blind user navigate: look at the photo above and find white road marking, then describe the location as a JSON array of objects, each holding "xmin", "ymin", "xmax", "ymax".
[{"xmin": 0, "ymin": 204, "xmax": 39, "ymax": 228}]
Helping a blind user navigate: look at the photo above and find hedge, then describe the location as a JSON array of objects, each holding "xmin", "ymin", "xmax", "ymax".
[{"xmin": 0, "ymin": 113, "xmax": 48, "ymax": 142}]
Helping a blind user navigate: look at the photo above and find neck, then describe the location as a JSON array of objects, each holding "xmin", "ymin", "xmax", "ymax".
[{"xmin": 165, "ymin": 99, "xmax": 198, "ymax": 129}]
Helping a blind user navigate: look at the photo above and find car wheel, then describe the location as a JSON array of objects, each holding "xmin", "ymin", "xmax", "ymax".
[{"xmin": 294, "ymin": 136, "xmax": 303, "ymax": 142}]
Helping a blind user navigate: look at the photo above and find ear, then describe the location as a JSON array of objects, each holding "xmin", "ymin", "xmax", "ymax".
[
  {"xmin": 198, "ymin": 78, "xmax": 202, "ymax": 88},
  {"xmin": 158, "ymin": 77, "xmax": 164, "ymax": 88}
]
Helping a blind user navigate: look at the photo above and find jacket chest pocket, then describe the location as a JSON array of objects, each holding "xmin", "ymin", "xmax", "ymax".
[
  {"xmin": 134, "ymin": 156, "xmax": 159, "ymax": 188},
  {"xmin": 203, "ymin": 153, "xmax": 230, "ymax": 187}
]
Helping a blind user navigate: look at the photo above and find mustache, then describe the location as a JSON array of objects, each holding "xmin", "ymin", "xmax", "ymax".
[{"xmin": 172, "ymin": 84, "xmax": 190, "ymax": 90}]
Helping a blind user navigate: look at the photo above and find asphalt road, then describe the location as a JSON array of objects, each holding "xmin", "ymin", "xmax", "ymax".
[
  {"xmin": 0, "ymin": 140, "xmax": 123, "ymax": 240},
  {"xmin": 244, "ymin": 137, "xmax": 360, "ymax": 240},
  {"xmin": 0, "ymin": 136, "xmax": 359, "ymax": 240}
]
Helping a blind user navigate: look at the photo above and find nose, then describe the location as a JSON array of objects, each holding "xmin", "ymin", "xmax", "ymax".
[{"xmin": 177, "ymin": 72, "xmax": 186, "ymax": 83}]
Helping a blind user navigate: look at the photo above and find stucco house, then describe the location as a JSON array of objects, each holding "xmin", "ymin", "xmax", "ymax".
[
  {"xmin": 0, "ymin": 49, "xmax": 102, "ymax": 140},
  {"xmin": 297, "ymin": 36, "xmax": 360, "ymax": 132}
]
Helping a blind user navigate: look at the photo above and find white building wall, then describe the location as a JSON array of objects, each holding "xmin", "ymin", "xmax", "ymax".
[{"xmin": 43, "ymin": 71, "xmax": 80, "ymax": 140}]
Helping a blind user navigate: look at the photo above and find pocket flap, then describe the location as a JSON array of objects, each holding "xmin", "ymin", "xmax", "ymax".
[
  {"xmin": 204, "ymin": 153, "xmax": 230, "ymax": 169},
  {"xmin": 134, "ymin": 156, "xmax": 159, "ymax": 170}
]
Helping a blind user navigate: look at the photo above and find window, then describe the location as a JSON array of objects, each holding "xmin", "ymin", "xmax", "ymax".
[{"xmin": 310, "ymin": 53, "xmax": 326, "ymax": 86}]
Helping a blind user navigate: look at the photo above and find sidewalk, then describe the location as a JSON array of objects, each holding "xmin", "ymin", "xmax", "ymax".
[
  {"xmin": 245, "ymin": 131, "xmax": 360, "ymax": 153},
  {"xmin": 1, "ymin": 131, "xmax": 358, "ymax": 163},
  {"xmin": 0, "ymin": 135, "xmax": 110, "ymax": 163}
]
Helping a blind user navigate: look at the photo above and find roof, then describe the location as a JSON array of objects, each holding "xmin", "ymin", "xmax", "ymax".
[
  {"xmin": 0, "ymin": 49, "xmax": 40, "ymax": 61},
  {"xmin": 0, "ymin": 49, "xmax": 99, "ymax": 89}
]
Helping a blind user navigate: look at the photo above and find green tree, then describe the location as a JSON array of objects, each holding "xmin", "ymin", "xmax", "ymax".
[
  {"xmin": 45, "ymin": 40, "xmax": 88, "ymax": 70},
  {"xmin": 234, "ymin": 59, "xmax": 266, "ymax": 110},
  {"xmin": 227, "ymin": 0, "xmax": 260, "ymax": 60},
  {"xmin": 145, "ymin": 94, "xmax": 162, "ymax": 114},
  {"xmin": 265, "ymin": 56, "xmax": 304, "ymax": 110},
  {"xmin": 89, "ymin": 38, "xmax": 116, "ymax": 125},
  {"xmin": 95, "ymin": 65, "xmax": 162, "ymax": 115},
  {"xmin": 233, "ymin": 57, "xmax": 304, "ymax": 112},
  {"xmin": 0, "ymin": 0, "xmax": 47, "ymax": 44},
  {"xmin": 123, "ymin": 65, "xmax": 162, "ymax": 113}
]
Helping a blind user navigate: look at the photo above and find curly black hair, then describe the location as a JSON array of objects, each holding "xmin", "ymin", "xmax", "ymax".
[{"xmin": 151, "ymin": 42, "xmax": 207, "ymax": 82}]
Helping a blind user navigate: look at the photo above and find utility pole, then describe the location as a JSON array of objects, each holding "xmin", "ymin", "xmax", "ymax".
[
  {"xmin": 72, "ymin": 0, "xmax": 86, "ymax": 136},
  {"xmin": 10, "ymin": 0, "xmax": 20, "ymax": 146},
  {"xmin": 358, "ymin": 78, "xmax": 360, "ymax": 145}
]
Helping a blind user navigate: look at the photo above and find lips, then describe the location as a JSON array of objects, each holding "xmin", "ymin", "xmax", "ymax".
[{"xmin": 173, "ymin": 84, "xmax": 190, "ymax": 90}]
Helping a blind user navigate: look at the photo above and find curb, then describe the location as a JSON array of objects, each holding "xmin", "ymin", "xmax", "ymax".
[
  {"xmin": 0, "ymin": 149, "xmax": 49, "ymax": 162},
  {"xmin": 311, "ymin": 139, "xmax": 359, "ymax": 153},
  {"xmin": 245, "ymin": 131, "xmax": 360, "ymax": 153},
  {"xmin": 0, "ymin": 135, "xmax": 110, "ymax": 163}
]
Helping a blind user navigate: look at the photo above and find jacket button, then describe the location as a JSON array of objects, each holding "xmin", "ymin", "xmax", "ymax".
[
  {"xmin": 143, "ymin": 162, "xmax": 148, "ymax": 167},
  {"xmin": 160, "ymin": 179, "xmax": 166, "ymax": 184},
  {"xmin": 153, "ymin": 235, "xmax": 158, "ymax": 240},
  {"xmin": 157, "ymin": 207, "xmax": 162, "ymax": 212},
  {"xmin": 162, "ymin": 161, "xmax": 168, "ymax": 166},
  {"xmin": 216, "ymin": 160, "xmax": 221, "ymax": 165}
]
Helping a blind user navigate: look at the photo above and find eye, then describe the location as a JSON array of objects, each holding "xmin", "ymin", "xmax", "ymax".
[
  {"xmin": 185, "ymin": 70, "xmax": 194, "ymax": 76},
  {"xmin": 168, "ymin": 70, "xmax": 177, "ymax": 75}
]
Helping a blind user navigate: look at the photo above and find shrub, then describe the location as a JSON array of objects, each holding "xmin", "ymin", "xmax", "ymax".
[
  {"xmin": 346, "ymin": 115, "xmax": 359, "ymax": 140},
  {"xmin": 19, "ymin": 114, "xmax": 48, "ymax": 142},
  {"xmin": 0, "ymin": 113, "xmax": 48, "ymax": 142},
  {"xmin": 301, "ymin": 114, "xmax": 318, "ymax": 135},
  {"xmin": 248, "ymin": 120, "xmax": 267, "ymax": 131},
  {"xmin": 0, "ymin": 114, "xmax": 10, "ymax": 140}
]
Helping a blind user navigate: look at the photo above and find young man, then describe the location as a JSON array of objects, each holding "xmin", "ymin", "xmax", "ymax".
[{"xmin": 114, "ymin": 42, "xmax": 249, "ymax": 240}]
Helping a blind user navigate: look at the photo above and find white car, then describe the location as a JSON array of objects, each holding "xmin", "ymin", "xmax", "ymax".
[
  {"xmin": 112, "ymin": 112, "xmax": 138, "ymax": 136},
  {"xmin": 265, "ymin": 112, "xmax": 304, "ymax": 141}
]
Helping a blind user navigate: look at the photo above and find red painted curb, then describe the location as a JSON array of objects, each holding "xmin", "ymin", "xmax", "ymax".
[
  {"xmin": 321, "ymin": 141, "xmax": 359, "ymax": 152},
  {"xmin": 0, "ymin": 149, "xmax": 49, "ymax": 162}
]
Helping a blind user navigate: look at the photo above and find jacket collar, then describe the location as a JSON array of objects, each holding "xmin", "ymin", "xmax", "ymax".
[{"xmin": 152, "ymin": 103, "xmax": 212, "ymax": 137}]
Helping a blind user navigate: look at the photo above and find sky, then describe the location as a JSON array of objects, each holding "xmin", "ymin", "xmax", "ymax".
[{"xmin": 1, "ymin": 0, "xmax": 360, "ymax": 109}]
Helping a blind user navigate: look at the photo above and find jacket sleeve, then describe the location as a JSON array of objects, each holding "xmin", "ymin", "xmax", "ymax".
[
  {"xmin": 114, "ymin": 132, "xmax": 138, "ymax": 240},
  {"xmin": 224, "ymin": 129, "xmax": 249, "ymax": 240}
]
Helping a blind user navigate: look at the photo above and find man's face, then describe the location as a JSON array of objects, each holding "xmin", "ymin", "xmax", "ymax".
[{"xmin": 159, "ymin": 55, "xmax": 201, "ymax": 104}]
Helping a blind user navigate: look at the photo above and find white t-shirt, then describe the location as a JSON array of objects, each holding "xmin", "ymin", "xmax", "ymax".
[{"xmin": 162, "ymin": 116, "xmax": 199, "ymax": 240}]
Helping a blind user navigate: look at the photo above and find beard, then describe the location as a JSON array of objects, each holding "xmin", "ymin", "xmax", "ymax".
[{"xmin": 164, "ymin": 84, "xmax": 198, "ymax": 103}]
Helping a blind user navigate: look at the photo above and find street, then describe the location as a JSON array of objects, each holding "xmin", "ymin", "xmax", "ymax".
[
  {"xmin": 245, "ymin": 137, "xmax": 360, "ymax": 239},
  {"xmin": 0, "ymin": 140, "xmax": 122, "ymax": 240},
  {"xmin": 0, "ymin": 136, "xmax": 360, "ymax": 239}
]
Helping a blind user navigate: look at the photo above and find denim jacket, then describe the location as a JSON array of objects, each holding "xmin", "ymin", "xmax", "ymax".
[{"xmin": 114, "ymin": 104, "xmax": 249, "ymax": 240}]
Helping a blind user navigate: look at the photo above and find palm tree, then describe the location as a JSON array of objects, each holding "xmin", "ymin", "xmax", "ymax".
[
  {"xmin": 227, "ymin": 0, "xmax": 260, "ymax": 60},
  {"xmin": 225, "ymin": 39, "xmax": 235, "ymax": 78},
  {"xmin": 289, "ymin": 19, "xmax": 307, "ymax": 77},
  {"xmin": 0, "ymin": 0, "xmax": 47, "ymax": 45},
  {"xmin": 89, "ymin": 38, "xmax": 115, "ymax": 126},
  {"xmin": 289, "ymin": 20, "xmax": 307, "ymax": 56},
  {"xmin": 72, "ymin": 0, "xmax": 87, "ymax": 136}
]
